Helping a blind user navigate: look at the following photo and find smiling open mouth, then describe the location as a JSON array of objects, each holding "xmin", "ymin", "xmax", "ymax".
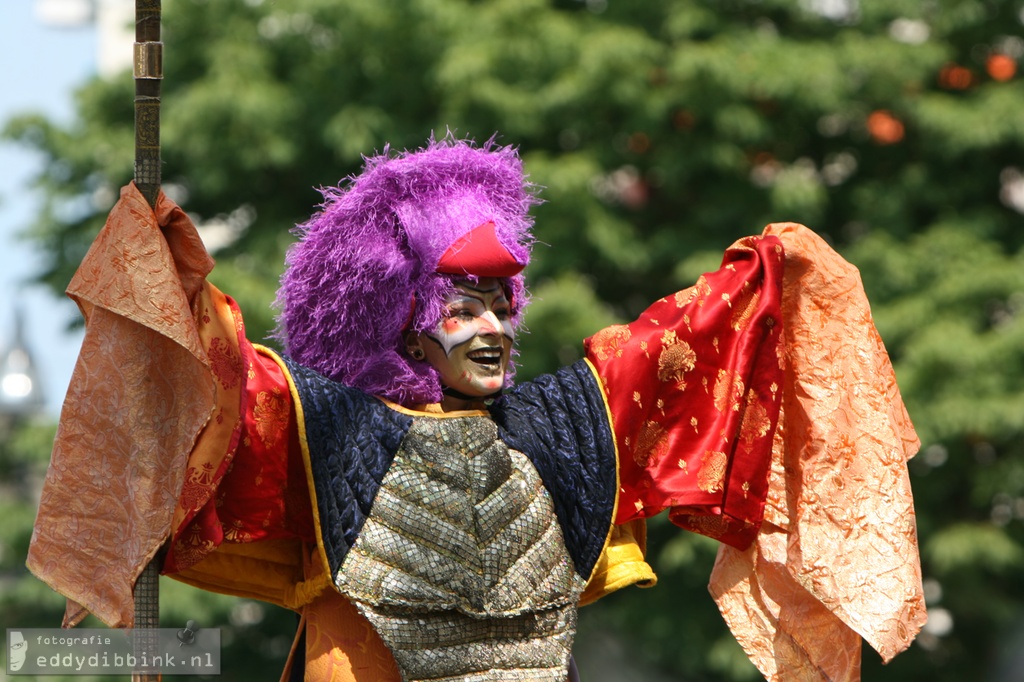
[{"xmin": 467, "ymin": 347, "xmax": 503, "ymax": 366}]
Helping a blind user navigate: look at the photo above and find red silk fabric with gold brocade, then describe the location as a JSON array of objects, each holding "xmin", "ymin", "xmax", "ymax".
[
  {"xmin": 585, "ymin": 234, "xmax": 785, "ymax": 550},
  {"xmin": 163, "ymin": 317, "xmax": 315, "ymax": 574}
]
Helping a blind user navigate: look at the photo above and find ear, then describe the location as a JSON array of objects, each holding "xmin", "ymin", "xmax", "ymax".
[{"xmin": 404, "ymin": 331, "xmax": 426, "ymax": 361}]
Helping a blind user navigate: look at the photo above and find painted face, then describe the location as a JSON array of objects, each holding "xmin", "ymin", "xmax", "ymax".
[{"xmin": 421, "ymin": 277, "xmax": 514, "ymax": 402}]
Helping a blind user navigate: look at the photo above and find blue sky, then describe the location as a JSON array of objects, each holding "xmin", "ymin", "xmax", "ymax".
[{"xmin": 0, "ymin": 4, "xmax": 96, "ymax": 416}]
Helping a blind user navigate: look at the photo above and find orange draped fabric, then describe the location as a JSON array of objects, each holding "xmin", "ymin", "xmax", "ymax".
[
  {"xmin": 28, "ymin": 183, "xmax": 218, "ymax": 627},
  {"xmin": 709, "ymin": 223, "xmax": 925, "ymax": 681}
]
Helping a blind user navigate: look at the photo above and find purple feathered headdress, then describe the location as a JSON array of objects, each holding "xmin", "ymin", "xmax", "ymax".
[{"xmin": 274, "ymin": 134, "xmax": 538, "ymax": 406}]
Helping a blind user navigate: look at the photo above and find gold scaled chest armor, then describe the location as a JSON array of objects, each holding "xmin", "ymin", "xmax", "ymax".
[{"xmin": 333, "ymin": 415, "xmax": 587, "ymax": 681}]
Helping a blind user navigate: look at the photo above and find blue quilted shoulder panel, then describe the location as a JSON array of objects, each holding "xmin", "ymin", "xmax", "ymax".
[
  {"xmin": 282, "ymin": 357, "xmax": 413, "ymax": 575},
  {"xmin": 488, "ymin": 360, "xmax": 618, "ymax": 580}
]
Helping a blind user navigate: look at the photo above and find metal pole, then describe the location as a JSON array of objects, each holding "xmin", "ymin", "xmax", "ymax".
[
  {"xmin": 134, "ymin": 0, "xmax": 162, "ymax": 206},
  {"xmin": 133, "ymin": 2, "xmax": 162, "ymax": 679}
]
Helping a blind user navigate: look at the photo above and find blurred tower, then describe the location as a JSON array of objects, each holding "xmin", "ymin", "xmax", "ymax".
[{"xmin": 0, "ymin": 308, "xmax": 45, "ymax": 419}]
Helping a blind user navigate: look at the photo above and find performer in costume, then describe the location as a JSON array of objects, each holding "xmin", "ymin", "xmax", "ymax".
[{"xmin": 28, "ymin": 136, "xmax": 925, "ymax": 681}]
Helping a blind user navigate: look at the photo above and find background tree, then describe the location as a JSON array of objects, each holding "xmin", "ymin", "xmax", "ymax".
[{"xmin": 4, "ymin": 0, "xmax": 1024, "ymax": 679}]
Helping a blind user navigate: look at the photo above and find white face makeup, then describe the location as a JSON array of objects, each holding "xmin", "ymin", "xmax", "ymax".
[{"xmin": 420, "ymin": 277, "xmax": 514, "ymax": 404}]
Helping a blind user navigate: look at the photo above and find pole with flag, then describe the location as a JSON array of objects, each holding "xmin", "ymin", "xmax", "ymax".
[
  {"xmin": 28, "ymin": 0, "xmax": 216, "ymax": 669},
  {"xmin": 132, "ymin": 1, "xmax": 162, "ymax": 679}
]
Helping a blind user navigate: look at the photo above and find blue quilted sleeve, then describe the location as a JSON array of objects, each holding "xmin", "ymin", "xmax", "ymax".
[{"xmin": 282, "ymin": 357, "xmax": 413, "ymax": 575}]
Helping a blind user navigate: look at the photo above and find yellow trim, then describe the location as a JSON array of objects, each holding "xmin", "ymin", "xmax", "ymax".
[
  {"xmin": 583, "ymin": 357, "xmax": 621, "ymax": 583},
  {"xmin": 254, "ymin": 344, "xmax": 336, "ymax": 587},
  {"xmin": 379, "ymin": 397, "xmax": 490, "ymax": 419},
  {"xmin": 578, "ymin": 520, "xmax": 657, "ymax": 606},
  {"xmin": 578, "ymin": 358, "xmax": 658, "ymax": 606}
]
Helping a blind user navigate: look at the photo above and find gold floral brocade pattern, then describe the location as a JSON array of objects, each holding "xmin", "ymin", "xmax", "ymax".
[
  {"xmin": 633, "ymin": 421, "xmax": 669, "ymax": 467},
  {"xmin": 656, "ymin": 330, "xmax": 696, "ymax": 388},
  {"xmin": 730, "ymin": 288, "xmax": 760, "ymax": 332},
  {"xmin": 697, "ymin": 451, "xmax": 727, "ymax": 493},
  {"xmin": 738, "ymin": 389, "xmax": 772, "ymax": 444},
  {"xmin": 686, "ymin": 276, "xmax": 712, "ymax": 306},
  {"xmin": 254, "ymin": 389, "xmax": 290, "ymax": 448},
  {"xmin": 713, "ymin": 369, "xmax": 744, "ymax": 413},
  {"xmin": 584, "ymin": 233, "xmax": 786, "ymax": 550},
  {"xmin": 588, "ymin": 324, "xmax": 632, "ymax": 361},
  {"xmin": 179, "ymin": 463, "xmax": 217, "ymax": 513},
  {"xmin": 171, "ymin": 524, "xmax": 219, "ymax": 570},
  {"xmin": 209, "ymin": 337, "xmax": 243, "ymax": 389}
]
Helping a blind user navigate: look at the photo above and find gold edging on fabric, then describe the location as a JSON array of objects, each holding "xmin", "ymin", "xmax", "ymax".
[
  {"xmin": 254, "ymin": 344, "xmax": 335, "ymax": 586},
  {"xmin": 582, "ymin": 358, "xmax": 625, "ymax": 589},
  {"xmin": 378, "ymin": 397, "xmax": 490, "ymax": 419}
]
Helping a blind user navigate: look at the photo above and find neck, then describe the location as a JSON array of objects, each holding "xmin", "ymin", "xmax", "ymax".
[{"xmin": 438, "ymin": 385, "xmax": 499, "ymax": 412}]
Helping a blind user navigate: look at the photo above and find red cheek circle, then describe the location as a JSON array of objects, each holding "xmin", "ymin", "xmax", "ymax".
[{"xmin": 442, "ymin": 318, "xmax": 462, "ymax": 333}]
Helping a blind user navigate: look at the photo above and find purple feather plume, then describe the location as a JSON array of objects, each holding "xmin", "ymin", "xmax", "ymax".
[{"xmin": 274, "ymin": 134, "xmax": 538, "ymax": 406}]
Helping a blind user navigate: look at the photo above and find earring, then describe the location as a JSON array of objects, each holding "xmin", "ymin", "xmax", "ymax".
[{"xmin": 409, "ymin": 347, "xmax": 426, "ymax": 361}]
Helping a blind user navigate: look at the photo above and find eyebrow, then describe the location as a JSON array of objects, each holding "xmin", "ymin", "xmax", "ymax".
[
  {"xmin": 458, "ymin": 281, "xmax": 502, "ymax": 295},
  {"xmin": 452, "ymin": 286, "xmax": 509, "ymax": 307}
]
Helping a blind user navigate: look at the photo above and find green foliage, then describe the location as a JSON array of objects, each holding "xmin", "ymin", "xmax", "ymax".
[
  {"xmin": 5, "ymin": 0, "xmax": 1024, "ymax": 679},
  {"xmin": 517, "ymin": 272, "xmax": 623, "ymax": 377},
  {"xmin": 926, "ymin": 523, "xmax": 1024, "ymax": 574}
]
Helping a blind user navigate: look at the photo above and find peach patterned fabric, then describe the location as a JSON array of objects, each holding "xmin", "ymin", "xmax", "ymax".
[
  {"xmin": 27, "ymin": 183, "xmax": 217, "ymax": 627},
  {"xmin": 709, "ymin": 223, "xmax": 925, "ymax": 680}
]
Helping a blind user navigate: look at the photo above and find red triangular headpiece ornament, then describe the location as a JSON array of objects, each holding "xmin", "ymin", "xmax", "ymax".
[{"xmin": 435, "ymin": 221, "xmax": 526, "ymax": 278}]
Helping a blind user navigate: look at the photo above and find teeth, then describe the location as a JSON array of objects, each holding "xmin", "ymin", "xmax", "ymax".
[{"xmin": 468, "ymin": 348, "xmax": 501, "ymax": 362}]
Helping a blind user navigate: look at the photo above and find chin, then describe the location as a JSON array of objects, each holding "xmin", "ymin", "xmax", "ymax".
[{"xmin": 465, "ymin": 376, "xmax": 505, "ymax": 396}]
